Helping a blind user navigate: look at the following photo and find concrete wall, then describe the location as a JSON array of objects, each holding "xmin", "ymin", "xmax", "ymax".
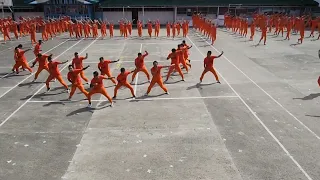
[
  {"xmin": 138, "ymin": 11, "xmax": 174, "ymax": 25},
  {"xmin": 103, "ymin": 11, "xmax": 132, "ymax": 23},
  {"xmin": 14, "ymin": 12, "xmax": 44, "ymax": 20}
]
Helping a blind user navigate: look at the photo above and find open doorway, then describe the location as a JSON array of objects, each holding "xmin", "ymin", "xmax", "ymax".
[{"xmin": 132, "ymin": 8, "xmax": 138, "ymax": 25}]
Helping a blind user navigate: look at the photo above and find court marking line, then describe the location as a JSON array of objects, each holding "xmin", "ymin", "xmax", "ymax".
[
  {"xmin": 195, "ymin": 31, "xmax": 320, "ymax": 140},
  {"xmin": 27, "ymin": 95, "xmax": 239, "ymax": 103},
  {"xmin": 0, "ymin": 38, "xmax": 70, "ymax": 81},
  {"xmin": 0, "ymin": 37, "xmax": 99, "ymax": 128},
  {"xmin": 187, "ymin": 34, "xmax": 313, "ymax": 180}
]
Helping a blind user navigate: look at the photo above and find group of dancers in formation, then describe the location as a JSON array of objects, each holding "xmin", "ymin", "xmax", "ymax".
[
  {"xmin": 0, "ymin": 15, "xmax": 191, "ymax": 43},
  {"xmin": 192, "ymin": 13, "xmax": 320, "ymax": 45},
  {"xmin": 12, "ymin": 37, "xmax": 223, "ymax": 107}
]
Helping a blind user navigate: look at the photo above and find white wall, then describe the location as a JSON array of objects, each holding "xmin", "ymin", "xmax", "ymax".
[
  {"xmin": 138, "ymin": 11, "xmax": 174, "ymax": 25},
  {"xmin": 103, "ymin": 11, "xmax": 132, "ymax": 23}
]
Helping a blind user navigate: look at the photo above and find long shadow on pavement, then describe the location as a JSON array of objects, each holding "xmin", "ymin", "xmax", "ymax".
[{"xmin": 293, "ymin": 93, "xmax": 320, "ymax": 100}]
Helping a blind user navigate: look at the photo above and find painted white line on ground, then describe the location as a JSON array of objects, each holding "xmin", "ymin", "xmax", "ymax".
[
  {"xmin": 0, "ymin": 37, "xmax": 99, "ymax": 128},
  {"xmin": 27, "ymin": 96, "xmax": 239, "ymax": 103},
  {"xmin": 196, "ymin": 31, "xmax": 320, "ymax": 140},
  {"xmin": 0, "ymin": 39, "xmax": 71, "ymax": 99},
  {"xmin": 0, "ymin": 38, "xmax": 70, "ymax": 80},
  {"xmin": 187, "ymin": 34, "xmax": 313, "ymax": 180}
]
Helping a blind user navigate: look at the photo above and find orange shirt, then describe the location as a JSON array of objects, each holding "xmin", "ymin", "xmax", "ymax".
[
  {"xmin": 34, "ymin": 54, "xmax": 49, "ymax": 67},
  {"xmin": 48, "ymin": 61, "xmax": 62, "ymax": 75},
  {"xmin": 167, "ymin": 52, "xmax": 179, "ymax": 65},
  {"xmin": 91, "ymin": 75, "xmax": 106, "ymax": 89},
  {"xmin": 135, "ymin": 52, "xmax": 148, "ymax": 68},
  {"xmin": 176, "ymin": 49, "xmax": 185, "ymax": 62},
  {"xmin": 67, "ymin": 69, "xmax": 82, "ymax": 85},
  {"xmin": 72, "ymin": 56, "xmax": 85, "ymax": 69},
  {"xmin": 151, "ymin": 66, "xmax": 163, "ymax": 80},
  {"xmin": 98, "ymin": 60, "xmax": 111, "ymax": 72},
  {"xmin": 117, "ymin": 71, "xmax": 130, "ymax": 84},
  {"xmin": 34, "ymin": 43, "xmax": 41, "ymax": 54},
  {"xmin": 204, "ymin": 56, "xmax": 217, "ymax": 67},
  {"xmin": 17, "ymin": 49, "xmax": 27, "ymax": 62}
]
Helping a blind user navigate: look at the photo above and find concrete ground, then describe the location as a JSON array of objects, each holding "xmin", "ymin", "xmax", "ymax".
[{"xmin": 0, "ymin": 28, "xmax": 319, "ymax": 180}]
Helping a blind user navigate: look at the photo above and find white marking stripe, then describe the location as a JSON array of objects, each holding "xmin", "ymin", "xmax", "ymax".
[
  {"xmin": 196, "ymin": 32, "xmax": 320, "ymax": 140},
  {"xmin": 0, "ymin": 37, "xmax": 99, "ymax": 128},
  {"xmin": 27, "ymin": 96, "xmax": 238, "ymax": 103},
  {"xmin": 187, "ymin": 33, "xmax": 313, "ymax": 180}
]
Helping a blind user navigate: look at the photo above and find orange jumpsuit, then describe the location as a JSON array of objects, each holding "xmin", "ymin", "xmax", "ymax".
[
  {"xmin": 14, "ymin": 49, "xmax": 33, "ymax": 73},
  {"xmin": 72, "ymin": 56, "xmax": 89, "ymax": 82},
  {"xmin": 166, "ymin": 52, "xmax": 184, "ymax": 81},
  {"xmin": 33, "ymin": 43, "xmax": 41, "ymax": 57},
  {"xmin": 98, "ymin": 60, "xmax": 117, "ymax": 84},
  {"xmin": 67, "ymin": 69, "xmax": 89, "ymax": 99},
  {"xmin": 33, "ymin": 54, "xmax": 49, "ymax": 80},
  {"xmin": 200, "ymin": 56, "xmax": 219, "ymax": 82},
  {"xmin": 131, "ymin": 52, "xmax": 150, "ymax": 82},
  {"xmin": 147, "ymin": 65, "xmax": 168, "ymax": 94},
  {"xmin": 114, "ymin": 71, "xmax": 135, "ymax": 97},
  {"xmin": 46, "ymin": 61, "xmax": 68, "ymax": 90},
  {"xmin": 88, "ymin": 75, "xmax": 113, "ymax": 104}
]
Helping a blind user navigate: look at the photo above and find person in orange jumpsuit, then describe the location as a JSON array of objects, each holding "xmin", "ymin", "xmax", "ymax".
[
  {"xmin": 123, "ymin": 22, "xmax": 128, "ymax": 38},
  {"xmin": 13, "ymin": 44, "xmax": 33, "ymax": 74},
  {"xmin": 165, "ymin": 48, "xmax": 184, "ymax": 82},
  {"xmin": 108, "ymin": 22, "xmax": 114, "ymax": 38},
  {"xmin": 33, "ymin": 40, "xmax": 42, "ymax": 57},
  {"xmin": 177, "ymin": 44, "xmax": 189, "ymax": 73},
  {"xmin": 258, "ymin": 19, "xmax": 267, "ymax": 45},
  {"xmin": 30, "ymin": 23, "xmax": 37, "ymax": 45},
  {"xmin": 45, "ymin": 56, "xmax": 69, "ymax": 92},
  {"xmin": 113, "ymin": 68, "xmax": 136, "ymax": 99},
  {"xmin": 11, "ymin": 21, "xmax": 19, "ymax": 40},
  {"xmin": 297, "ymin": 19, "xmax": 305, "ymax": 44},
  {"xmin": 145, "ymin": 61, "xmax": 172, "ymax": 96},
  {"xmin": 182, "ymin": 21, "xmax": 188, "ymax": 37},
  {"xmin": 72, "ymin": 52, "xmax": 89, "ymax": 83},
  {"xmin": 119, "ymin": 21, "xmax": 124, "ymax": 37},
  {"xmin": 67, "ymin": 65, "xmax": 90, "ymax": 100},
  {"xmin": 172, "ymin": 23, "xmax": 176, "ymax": 38},
  {"xmin": 137, "ymin": 21, "xmax": 143, "ymax": 37},
  {"xmin": 182, "ymin": 40, "xmax": 192, "ymax": 66},
  {"xmin": 87, "ymin": 71, "xmax": 114, "ymax": 108},
  {"xmin": 31, "ymin": 53, "xmax": 51, "ymax": 81},
  {"xmin": 147, "ymin": 21, "xmax": 153, "ymax": 37},
  {"xmin": 166, "ymin": 22, "xmax": 171, "ymax": 37},
  {"xmin": 308, "ymin": 18, "xmax": 318, "ymax": 38},
  {"xmin": 100, "ymin": 20, "xmax": 107, "ymax": 38},
  {"xmin": 2, "ymin": 22, "xmax": 11, "ymax": 43},
  {"xmin": 131, "ymin": 51, "xmax": 150, "ymax": 83},
  {"xmin": 200, "ymin": 51, "xmax": 223, "ymax": 83},
  {"xmin": 154, "ymin": 20, "xmax": 160, "ymax": 37},
  {"xmin": 98, "ymin": 57, "xmax": 119, "ymax": 84},
  {"xmin": 285, "ymin": 19, "xmax": 292, "ymax": 40},
  {"xmin": 128, "ymin": 21, "xmax": 132, "ymax": 36}
]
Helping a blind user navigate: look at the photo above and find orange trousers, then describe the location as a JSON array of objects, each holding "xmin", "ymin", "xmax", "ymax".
[
  {"xmin": 46, "ymin": 74, "xmax": 68, "ymax": 89},
  {"xmin": 88, "ymin": 87, "xmax": 112, "ymax": 104},
  {"xmin": 13, "ymin": 61, "xmax": 32, "ymax": 73},
  {"xmin": 80, "ymin": 71, "xmax": 89, "ymax": 82},
  {"xmin": 69, "ymin": 83, "xmax": 88, "ymax": 99},
  {"xmin": 34, "ymin": 66, "xmax": 49, "ymax": 80},
  {"xmin": 166, "ymin": 64, "xmax": 184, "ymax": 81},
  {"xmin": 200, "ymin": 67, "xmax": 219, "ymax": 81},
  {"xmin": 114, "ymin": 82, "xmax": 135, "ymax": 97},
  {"xmin": 131, "ymin": 66, "xmax": 150, "ymax": 81},
  {"xmin": 101, "ymin": 70, "xmax": 116, "ymax": 84},
  {"xmin": 147, "ymin": 78, "xmax": 168, "ymax": 94}
]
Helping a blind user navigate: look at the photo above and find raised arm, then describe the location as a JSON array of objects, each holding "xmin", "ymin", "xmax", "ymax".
[
  {"xmin": 216, "ymin": 51, "xmax": 224, "ymax": 58},
  {"xmin": 111, "ymin": 59, "xmax": 120, "ymax": 63}
]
